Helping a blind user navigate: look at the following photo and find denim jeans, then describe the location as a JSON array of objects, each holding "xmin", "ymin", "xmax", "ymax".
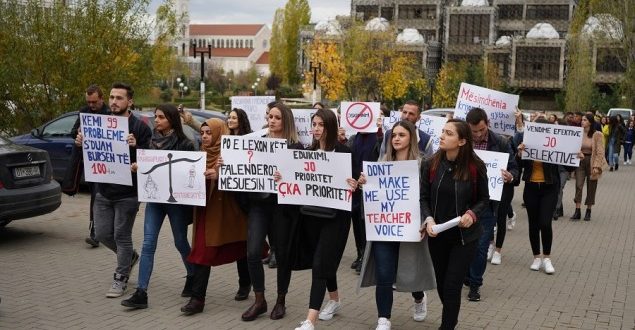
[
  {"xmin": 608, "ymin": 139, "xmax": 619, "ymax": 167},
  {"xmin": 246, "ymin": 202, "xmax": 275, "ymax": 293},
  {"xmin": 466, "ymin": 207, "xmax": 495, "ymax": 288},
  {"xmin": 137, "ymin": 202, "xmax": 193, "ymax": 290},
  {"xmin": 93, "ymin": 193, "xmax": 139, "ymax": 277}
]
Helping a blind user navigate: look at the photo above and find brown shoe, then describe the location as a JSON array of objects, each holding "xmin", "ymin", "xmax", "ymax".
[
  {"xmin": 241, "ymin": 292, "xmax": 267, "ymax": 321},
  {"xmin": 181, "ymin": 297, "xmax": 204, "ymax": 316},
  {"xmin": 270, "ymin": 294, "xmax": 286, "ymax": 320}
]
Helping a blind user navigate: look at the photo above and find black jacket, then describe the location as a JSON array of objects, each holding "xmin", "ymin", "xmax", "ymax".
[
  {"xmin": 96, "ymin": 113, "xmax": 152, "ymax": 200},
  {"xmin": 519, "ymin": 160, "xmax": 562, "ymax": 185},
  {"xmin": 71, "ymin": 104, "xmax": 111, "ymax": 139},
  {"xmin": 482, "ymin": 129, "xmax": 519, "ymax": 214},
  {"xmin": 420, "ymin": 157, "xmax": 490, "ymax": 244}
]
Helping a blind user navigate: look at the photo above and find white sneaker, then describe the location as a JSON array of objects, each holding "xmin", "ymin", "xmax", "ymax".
[
  {"xmin": 530, "ymin": 258, "xmax": 542, "ymax": 271},
  {"xmin": 486, "ymin": 243, "xmax": 495, "ymax": 261},
  {"xmin": 507, "ymin": 211, "xmax": 517, "ymax": 230},
  {"xmin": 294, "ymin": 320, "xmax": 314, "ymax": 330},
  {"xmin": 412, "ymin": 295, "xmax": 427, "ymax": 321},
  {"xmin": 491, "ymin": 251, "xmax": 502, "ymax": 265},
  {"xmin": 106, "ymin": 273, "xmax": 128, "ymax": 298},
  {"xmin": 318, "ymin": 299, "xmax": 341, "ymax": 321},
  {"xmin": 543, "ymin": 258, "xmax": 555, "ymax": 274},
  {"xmin": 376, "ymin": 317, "xmax": 391, "ymax": 330}
]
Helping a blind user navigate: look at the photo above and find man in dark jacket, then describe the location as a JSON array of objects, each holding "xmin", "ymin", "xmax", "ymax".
[
  {"xmin": 464, "ymin": 107, "xmax": 518, "ymax": 302},
  {"xmin": 75, "ymin": 83, "xmax": 151, "ymax": 298},
  {"xmin": 68, "ymin": 85, "xmax": 110, "ymax": 247},
  {"xmin": 379, "ymin": 100, "xmax": 433, "ymax": 159}
]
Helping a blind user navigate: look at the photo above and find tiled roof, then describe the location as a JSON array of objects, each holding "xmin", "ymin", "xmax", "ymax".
[
  {"xmin": 189, "ymin": 47, "xmax": 255, "ymax": 58},
  {"xmin": 189, "ymin": 24, "xmax": 265, "ymax": 36},
  {"xmin": 255, "ymin": 52, "xmax": 269, "ymax": 64}
]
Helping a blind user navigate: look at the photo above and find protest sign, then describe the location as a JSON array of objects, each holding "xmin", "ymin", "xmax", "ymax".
[
  {"xmin": 521, "ymin": 122, "xmax": 583, "ymax": 166},
  {"xmin": 276, "ymin": 149, "xmax": 352, "ymax": 211},
  {"xmin": 136, "ymin": 149, "xmax": 207, "ymax": 206},
  {"xmin": 231, "ymin": 96, "xmax": 275, "ymax": 131},
  {"xmin": 474, "ymin": 150, "xmax": 508, "ymax": 201},
  {"xmin": 454, "ymin": 83, "xmax": 518, "ymax": 136},
  {"xmin": 340, "ymin": 102, "xmax": 380, "ymax": 134},
  {"xmin": 418, "ymin": 115, "xmax": 447, "ymax": 152},
  {"xmin": 363, "ymin": 160, "xmax": 421, "ymax": 242},
  {"xmin": 292, "ymin": 109, "xmax": 317, "ymax": 148},
  {"xmin": 381, "ymin": 111, "xmax": 401, "ymax": 132},
  {"xmin": 80, "ymin": 113, "xmax": 132, "ymax": 186},
  {"xmin": 219, "ymin": 136, "xmax": 287, "ymax": 193}
]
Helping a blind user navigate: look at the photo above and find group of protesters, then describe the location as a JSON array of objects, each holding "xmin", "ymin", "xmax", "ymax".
[{"xmin": 69, "ymin": 82, "xmax": 621, "ymax": 330}]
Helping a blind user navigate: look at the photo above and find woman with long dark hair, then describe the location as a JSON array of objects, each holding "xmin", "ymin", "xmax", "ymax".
[
  {"xmin": 227, "ymin": 108, "xmax": 253, "ymax": 136},
  {"xmin": 607, "ymin": 116, "xmax": 625, "ymax": 171},
  {"xmin": 570, "ymin": 114, "xmax": 607, "ymax": 221},
  {"xmin": 122, "ymin": 104, "xmax": 196, "ymax": 309},
  {"xmin": 421, "ymin": 119, "xmax": 489, "ymax": 329},
  {"xmin": 358, "ymin": 120, "xmax": 436, "ymax": 330},
  {"xmin": 289, "ymin": 108, "xmax": 359, "ymax": 330}
]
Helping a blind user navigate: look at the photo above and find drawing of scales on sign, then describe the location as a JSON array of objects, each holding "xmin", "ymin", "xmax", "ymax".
[{"xmin": 142, "ymin": 150, "xmax": 205, "ymax": 205}]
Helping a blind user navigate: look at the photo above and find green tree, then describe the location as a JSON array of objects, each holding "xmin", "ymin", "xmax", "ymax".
[
  {"xmin": 0, "ymin": 0, "xmax": 156, "ymax": 135},
  {"xmin": 154, "ymin": 0, "xmax": 189, "ymax": 102},
  {"xmin": 433, "ymin": 60, "xmax": 471, "ymax": 107},
  {"xmin": 269, "ymin": 8, "xmax": 286, "ymax": 80},
  {"xmin": 282, "ymin": 0, "xmax": 310, "ymax": 84},
  {"xmin": 564, "ymin": 0, "xmax": 595, "ymax": 113}
]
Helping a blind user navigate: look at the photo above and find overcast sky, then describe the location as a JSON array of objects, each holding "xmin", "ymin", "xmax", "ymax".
[{"xmin": 148, "ymin": 0, "xmax": 351, "ymax": 25}]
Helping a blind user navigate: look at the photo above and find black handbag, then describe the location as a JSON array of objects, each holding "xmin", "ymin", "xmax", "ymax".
[{"xmin": 299, "ymin": 205, "xmax": 337, "ymax": 219}]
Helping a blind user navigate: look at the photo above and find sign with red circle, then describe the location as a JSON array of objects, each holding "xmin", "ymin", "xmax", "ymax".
[{"xmin": 341, "ymin": 102, "xmax": 380, "ymax": 133}]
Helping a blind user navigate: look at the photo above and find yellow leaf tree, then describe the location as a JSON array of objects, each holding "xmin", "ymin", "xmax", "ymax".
[
  {"xmin": 434, "ymin": 60, "xmax": 471, "ymax": 107},
  {"xmin": 380, "ymin": 54, "xmax": 417, "ymax": 102},
  {"xmin": 304, "ymin": 39, "xmax": 347, "ymax": 101}
]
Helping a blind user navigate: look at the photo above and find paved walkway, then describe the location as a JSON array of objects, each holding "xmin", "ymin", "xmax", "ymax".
[{"xmin": 1, "ymin": 166, "xmax": 635, "ymax": 329}]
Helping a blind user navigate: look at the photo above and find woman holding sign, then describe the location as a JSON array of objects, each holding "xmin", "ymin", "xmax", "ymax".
[
  {"xmin": 177, "ymin": 118, "xmax": 250, "ymax": 315},
  {"xmin": 421, "ymin": 119, "xmax": 490, "ymax": 330},
  {"xmin": 241, "ymin": 103, "xmax": 303, "ymax": 322},
  {"xmin": 357, "ymin": 120, "xmax": 436, "ymax": 330},
  {"xmin": 287, "ymin": 108, "xmax": 359, "ymax": 330},
  {"xmin": 122, "ymin": 104, "xmax": 196, "ymax": 309}
]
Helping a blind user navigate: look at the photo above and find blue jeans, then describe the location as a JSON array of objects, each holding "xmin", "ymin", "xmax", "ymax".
[
  {"xmin": 137, "ymin": 202, "xmax": 193, "ymax": 290},
  {"xmin": 373, "ymin": 241, "xmax": 424, "ymax": 319},
  {"xmin": 466, "ymin": 208, "xmax": 495, "ymax": 288},
  {"xmin": 608, "ymin": 139, "xmax": 619, "ymax": 167}
]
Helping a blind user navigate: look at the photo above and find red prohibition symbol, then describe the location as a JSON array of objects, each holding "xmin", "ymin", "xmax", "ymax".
[{"xmin": 345, "ymin": 102, "xmax": 374, "ymax": 130}]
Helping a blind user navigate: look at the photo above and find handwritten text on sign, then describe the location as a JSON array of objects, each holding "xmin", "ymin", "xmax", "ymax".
[
  {"xmin": 341, "ymin": 102, "xmax": 380, "ymax": 134},
  {"xmin": 474, "ymin": 150, "xmax": 507, "ymax": 201},
  {"xmin": 292, "ymin": 109, "xmax": 317, "ymax": 148},
  {"xmin": 136, "ymin": 149, "xmax": 207, "ymax": 206},
  {"xmin": 219, "ymin": 136, "xmax": 287, "ymax": 193},
  {"xmin": 363, "ymin": 160, "xmax": 421, "ymax": 242},
  {"xmin": 231, "ymin": 96, "xmax": 276, "ymax": 131},
  {"xmin": 276, "ymin": 149, "xmax": 353, "ymax": 211},
  {"xmin": 382, "ymin": 112, "xmax": 447, "ymax": 152},
  {"xmin": 522, "ymin": 122, "xmax": 583, "ymax": 166},
  {"xmin": 80, "ymin": 113, "xmax": 131, "ymax": 186},
  {"xmin": 454, "ymin": 83, "xmax": 518, "ymax": 136}
]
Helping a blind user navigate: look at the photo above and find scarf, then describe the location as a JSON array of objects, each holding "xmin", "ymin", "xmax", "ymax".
[
  {"xmin": 150, "ymin": 129, "xmax": 178, "ymax": 150},
  {"xmin": 203, "ymin": 118, "xmax": 229, "ymax": 169}
]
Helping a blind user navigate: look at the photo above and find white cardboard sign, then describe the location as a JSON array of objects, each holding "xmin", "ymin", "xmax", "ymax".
[
  {"xmin": 363, "ymin": 160, "xmax": 421, "ymax": 242},
  {"xmin": 219, "ymin": 136, "xmax": 287, "ymax": 193},
  {"xmin": 231, "ymin": 96, "xmax": 276, "ymax": 131},
  {"xmin": 136, "ymin": 149, "xmax": 207, "ymax": 206},
  {"xmin": 454, "ymin": 83, "xmax": 518, "ymax": 136},
  {"xmin": 474, "ymin": 150, "xmax": 508, "ymax": 201},
  {"xmin": 80, "ymin": 113, "xmax": 132, "ymax": 186},
  {"xmin": 521, "ymin": 122, "xmax": 583, "ymax": 166},
  {"xmin": 291, "ymin": 109, "xmax": 317, "ymax": 148},
  {"xmin": 276, "ymin": 149, "xmax": 353, "ymax": 211},
  {"xmin": 340, "ymin": 102, "xmax": 380, "ymax": 134}
]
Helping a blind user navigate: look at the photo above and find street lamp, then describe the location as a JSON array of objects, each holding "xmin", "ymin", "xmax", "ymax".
[
  {"xmin": 309, "ymin": 61, "xmax": 321, "ymax": 105},
  {"xmin": 428, "ymin": 78, "xmax": 436, "ymax": 108},
  {"xmin": 183, "ymin": 42, "xmax": 212, "ymax": 110}
]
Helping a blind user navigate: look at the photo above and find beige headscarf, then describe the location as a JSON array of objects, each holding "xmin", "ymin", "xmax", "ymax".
[{"xmin": 202, "ymin": 118, "xmax": 229, "ymax": 169}]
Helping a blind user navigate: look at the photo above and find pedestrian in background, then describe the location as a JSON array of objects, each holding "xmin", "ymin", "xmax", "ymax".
[
  {"xmin": 570, "ymin": 114, "xmax": 607, "ymax": 221},
  {"xmin": 607, "ymin": 116, "xmax": 625, "ymax": 171},
  {"xmin": 623, "ymin": 120, "xmax": 634, "ymax": 165}
]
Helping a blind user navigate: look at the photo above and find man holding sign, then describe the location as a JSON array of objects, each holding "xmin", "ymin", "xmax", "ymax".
[
  {"xmin": 379, "ymin": 101, "xmax": 434, "ymax": 160},
  {"xmin": 75, "ymin": 83, "xmax": 152, "ymax": 298},
  {"xmin": 464, "ymin": 108, "xmax": 518, "ymax": 302}
]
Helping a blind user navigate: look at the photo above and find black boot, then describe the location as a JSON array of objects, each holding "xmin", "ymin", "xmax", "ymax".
[
  {"xmin": 121, "ymin": 288, "xmax": 148, "ymax": 309},
  {"xmin": 181, "ymin": 275, "xmax": 194, "ymax": 297},
  {"xmin": 570, "ymin": 208, "xmax": 581, "ymax": 221},
  {"xmin": 350, "ymin": 248, "xmax": 362, "ymax": 269},
  {"xmin": 235, "ymin": 285, "xmax": 251, "ymax": 301},
  {"xmin": 584, "ymin": 209, "xmax": 591, "ymax": 221}
]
